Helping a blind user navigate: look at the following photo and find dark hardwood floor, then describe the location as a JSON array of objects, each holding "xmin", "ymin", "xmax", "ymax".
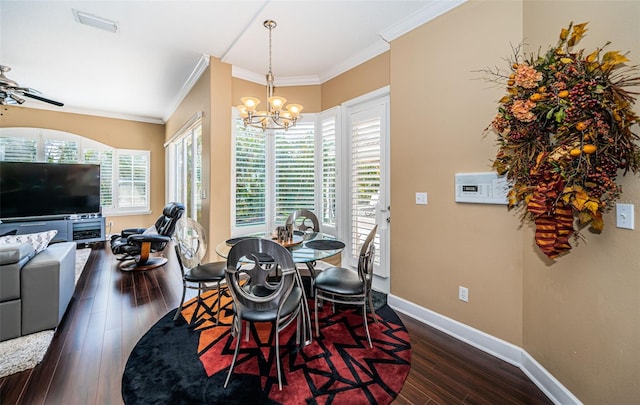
[{"xmin": 0, "ymin": 244, "xmax": 552, "ymax": 405}]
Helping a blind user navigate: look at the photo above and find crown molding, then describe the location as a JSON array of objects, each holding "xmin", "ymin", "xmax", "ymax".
[
  {"xmin": 380, "ymin": 0, "xmax": 468, "ymax": 42},
  {"xmin": 162, "ymin": 54, "xmax": 210, "ymax": 122},
  {"xmin": 231, "ymin": 66, "xmax": 321, "ymax": 87},
  {"xmin": 7, "ymin": 104, "xmax": 164, "ymax": 124},
  {"xmin": 319, "ymin": 40, "xmax": 390, "ymax": 83}
]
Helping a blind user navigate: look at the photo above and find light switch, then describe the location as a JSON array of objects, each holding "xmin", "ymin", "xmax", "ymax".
[
  {"xmin": 415, "ymin": 192, "xmax": 428, "ymax": 205},
  {"xmin": 616, "ymin": 203, "xmax": 634, "ymax": 230}
]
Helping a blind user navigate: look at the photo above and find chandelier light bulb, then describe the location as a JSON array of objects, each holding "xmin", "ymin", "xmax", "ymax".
[{"xmin": 241, "ymin": 97, "xmax": 260, "ymax": 112}]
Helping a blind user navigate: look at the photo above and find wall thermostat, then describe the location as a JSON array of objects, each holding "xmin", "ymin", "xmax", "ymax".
[{"xmin": 455, "ymin": 172, "xmax": 510, "ymax": 205}]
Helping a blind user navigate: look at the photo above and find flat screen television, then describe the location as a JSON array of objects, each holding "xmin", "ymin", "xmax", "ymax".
[{"xmin": 0, "ymin": 161, "xmax": 101, "ymax": 220}]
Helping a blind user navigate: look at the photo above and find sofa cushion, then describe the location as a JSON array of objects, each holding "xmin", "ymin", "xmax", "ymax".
[
  {"xmin": 0, "ymin": 243, "xmax": 36, "ymax": 304},
  {"xmin": 0, "ymin": 243, "xmax": 36, "ymax": 266},
  {"xmin": 0, "ymin": 230, "xmax": 58, "ymax": 253}
]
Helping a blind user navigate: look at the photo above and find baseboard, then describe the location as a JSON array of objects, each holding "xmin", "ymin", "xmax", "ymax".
[{"xmin": 388, "ymin": 294, "xmax": 582, "ymax": 405}]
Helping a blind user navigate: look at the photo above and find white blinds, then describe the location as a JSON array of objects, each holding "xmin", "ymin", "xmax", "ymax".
[
  {"xmin": 84, "ymin": 149, "xmax": 114, "ymax": 208},
  {"xmin": 0, "ymin": 137, "xmax": 37, "ymax": 161},
  {"xmin": 44, "ymin": 139, "xmax": 79, "ymax": 163},
  {"xmin": 235, "ymin": 122, "xmax": 266, "ymax": 227},
  {"xmin": 350, "ymin": 115, "xmax": 381, "ymax": 259},
  {"xmin": 274, "ymin": 121, "xmax": 316, "ymax": 224},
  {"xmin": 117, "ymin": 152, "xmax": 149, "ymax": 208},
  {"xmin": 321, "ymin": 116, "xmax": 337, "ymax": 226}
]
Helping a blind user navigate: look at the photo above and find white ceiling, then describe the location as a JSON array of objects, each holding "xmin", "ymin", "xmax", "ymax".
[{"xmin": 0, "ymin": 0, "xmax": 464, "ymax": 123}]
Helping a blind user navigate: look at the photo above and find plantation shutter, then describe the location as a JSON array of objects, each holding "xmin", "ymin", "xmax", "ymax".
[
  {"xmin": 235, "ymin": 121, "xmax": 266, "ymax": 227},
  {"xmin": 118, "ymin": 151, "xmax": 149, "ymax": 209},
  {"xmin": 350, "ymin": 115, "xmax": 381, "ymax": 260},
  {"xmin": 44, "ymin": 139, "xmax": 79, "ymax": 163},
  {"xmin": 273, "ymin": 121, "xmax": 315, "ymax": 224},
  {"xmin": 321, "ymin": 116, "xmax": 337, "ymax": 226},
  {"xmin": 84, "ymin": 149, "xmax": 114, "ymax": 208},
  {"xmin": 0, "ymin": 137, "xmax": 37, "ymax": 161}
]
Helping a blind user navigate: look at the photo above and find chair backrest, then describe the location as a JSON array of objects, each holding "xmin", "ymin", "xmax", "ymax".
[
  {"xmin": 173, "ymin": 217, "xmax": 207, "ymax": 269},
  {"xmin": 285, "ymin": 209, "xmax": 320, "ymax": 233},
  {"xmin": 357, "ymin": 225, "xmax": 378, "ymax": 284},
  {"xmin": 154, "ymin": 202, "xmax": 186, "ymax": 237},
  {"xmin": 225, "ymin": 238, "xmax": 298, "ymax": 313}
]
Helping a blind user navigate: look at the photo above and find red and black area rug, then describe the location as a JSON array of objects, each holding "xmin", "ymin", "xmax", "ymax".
[{"xmin": 122, "ymin": 290, "xmax": 411, "ymax": 405}]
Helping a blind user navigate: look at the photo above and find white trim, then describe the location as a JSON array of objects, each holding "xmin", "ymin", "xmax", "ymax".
[
  {"xmin": 15, "ymin": 104, "xmax": 164, "ymax": 125},
  {"xmin": 387, "ymin": 294, "xmax": 583, "ymax": 405},
  {"xmin": 319, "ymin": 40, "xmax": 390, "ymax": 84},
  {"xmin": 342, "ymin": 86, "xmax": 390, "ymax": 108},
  {"xmin": 161, "ymin": 54, "xmax": 210, "ymax": 123},
  {"xmin": 164, "ymin": 111, "xmax": 203, "ymax": 147},
  {"xmin": 380, "ymin": 0, "xmax": 468, "ymax": 42},
  {"xmin": 231, "ymin": 66, "xmax": 321, "ymax": 86}
]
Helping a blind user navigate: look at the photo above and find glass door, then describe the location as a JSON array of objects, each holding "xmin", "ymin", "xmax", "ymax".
[
  {"xmin": 167, "ymin": 121, "xmax": 202, "ymax": 222},
  {"xmin": 345, "ymin": 93, "xmax": 390, "ymax": 280}
]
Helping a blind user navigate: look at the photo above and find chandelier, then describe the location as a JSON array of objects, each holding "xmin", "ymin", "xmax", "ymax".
[{"xmin": 237, "ymin": 20, "xmax": 303, "ymax": 131}]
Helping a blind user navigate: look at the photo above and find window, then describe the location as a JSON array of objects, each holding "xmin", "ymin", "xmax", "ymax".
[
  {"xmin": 233, "ymin": 120, "xmax": 266, "ymax": 231},
  {"xmin": 273, "ymin": 121, "xmax": 316, "ymax": 224},
  {"xmin": 84, "ymin": 149, "xmax": 114, "ymax": 209},
  {"xmin": 232, "ymin": 113, "xmax": 317, "ymax": 234},
  {"xmin": 320, "ymin": 112, "xmax": 338, "ymax": 229},
  {"xmin": 117, "ymin": 151, "xmax": 150, "ymax": 210},
  {"xmin": 0, "ymin": 128, "xmax": 150, "ymax": 215},
  {"xmin": 166, "ymin": 115, "xmax": 203, "ymax": 221}
]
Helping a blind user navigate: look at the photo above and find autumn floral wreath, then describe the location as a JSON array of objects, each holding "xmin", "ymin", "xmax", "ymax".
[{"xmin": 484, "ymin": 22, "xmax": 640, "ymax": 259}]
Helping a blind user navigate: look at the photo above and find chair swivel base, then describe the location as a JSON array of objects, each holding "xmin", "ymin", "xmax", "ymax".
[{"xmin": 119, "ymin": 257, "xmax": 168, "ymax": 271}]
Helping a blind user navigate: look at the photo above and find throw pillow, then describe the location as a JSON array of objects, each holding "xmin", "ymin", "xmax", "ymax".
[
  {"xmin": 0, "ymin": 230, "xmax": 58, "ymax": 253},
  {"xmin": 0, "ymin": 229, "xmax": 18, "ymax": 237}
]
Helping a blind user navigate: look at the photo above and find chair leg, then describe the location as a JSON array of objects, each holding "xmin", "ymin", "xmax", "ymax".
[
  {"xmin": 215, "ymin": 281, "xmax": 222, "ymax": 326},
  {"xmin": 362, "ymin": 302, "xmax": 372, "ymax": 348},
  {"xmin": 314, "ymin": 294, "xmax": 320, "ymax": 338},
  {"xmin": 275, "ymin": 322, "xmax": 283, "ymax": 390},
  {"xmin": 173, "ymin": 283, "xmax": 187, "ymax": 321},
  {"xmin": 224, "ymin": 316, "xmax": 243, "ymax": 388}
]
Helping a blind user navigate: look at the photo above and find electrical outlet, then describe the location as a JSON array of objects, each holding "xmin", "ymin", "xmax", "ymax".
[
  {"xmin": 458, "ymin": 286, "xmax": 469, "ymax": 302},
  {"xmin": 108, "ymin": 220, "xmax": 114, "ymax": 227}
]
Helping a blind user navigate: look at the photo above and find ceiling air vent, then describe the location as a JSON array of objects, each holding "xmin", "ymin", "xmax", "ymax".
[{"xmin": 72, "ymin": 9, "xmax": 119, "ymax": 33}]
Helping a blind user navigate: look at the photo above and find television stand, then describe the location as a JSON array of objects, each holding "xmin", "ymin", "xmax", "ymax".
[
  {"xmin": 69, "ymin": 217, "xmax": 105, "ymax": 244},
  {"xmin": 0, "ymin": 216, "xmax": 105, "ymax": 244}
]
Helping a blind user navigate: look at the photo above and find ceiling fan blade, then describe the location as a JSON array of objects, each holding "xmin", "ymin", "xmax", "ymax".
[{"xmin": 22, "ymin": 92, "xmax": 64, "ymax": 107}]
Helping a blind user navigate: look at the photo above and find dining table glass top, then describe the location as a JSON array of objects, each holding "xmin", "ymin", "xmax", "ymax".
[{"xmin": 215, "ymin": 231, "xmax": 344, "ymax": 263}]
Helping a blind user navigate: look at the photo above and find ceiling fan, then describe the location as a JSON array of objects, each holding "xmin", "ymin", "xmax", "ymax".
[{"xmin": 0, "ymin": 65, "xmax": 64, "ymax": 107}]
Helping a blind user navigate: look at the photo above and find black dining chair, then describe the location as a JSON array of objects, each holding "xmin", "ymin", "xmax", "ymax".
[
  {"xmin": 313, "ymin": 225, "xmax": 378, "ymax": 348},
  {"xmin": 224, "ymin": 238, "xmax": 311, "ymax": 390},
  {"xmin": 285, "ymin": 209, "xmax": 320, "ymax": 235},
  {"xmin": 173, "ymin": 218, "xmax": 227, "ymax": 325},
  {"xmin": 285, "ymin": 209, "xmax": 331, "ymax": 295}
]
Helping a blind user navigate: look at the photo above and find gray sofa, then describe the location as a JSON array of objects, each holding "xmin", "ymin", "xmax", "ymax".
[{"xmin": 0, "ymin": 241, "xmax": 76, "ymax": 342}]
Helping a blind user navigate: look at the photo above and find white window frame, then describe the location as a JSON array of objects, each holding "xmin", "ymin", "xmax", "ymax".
[
  {"xmin": 0, "ymin": 127, "xmax": 151, "ymax": 216},
  {"xmin": 231, "ymin": 110, "xmax": 321, "ymax": 236},
  {"xmin": 165, "ymin": 112, "xmax": 203, "ymax": 221}
]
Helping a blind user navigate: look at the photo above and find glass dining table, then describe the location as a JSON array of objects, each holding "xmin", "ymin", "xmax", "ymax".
[{"xmin": 215, "ymin": 231, "xmax": 345, "ymax": 265}]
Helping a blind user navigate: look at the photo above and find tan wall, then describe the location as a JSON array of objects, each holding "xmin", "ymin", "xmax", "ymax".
[
  {"xmin": 390, "ymin": 0, "xmax": 524, "ymax": 345},
  {"xmin": 0, "ymin": 106, "xmax": 166, "ymax": 234},
  {"xmin": 165, "ymin": 62, "xmax": 214, "ymax": 259},
  {"xmin": 521, "ymin": 2, "xmax": 640, "ymax": 403},
  {"xmin": 322, "ymin": 52, "xmax": 390, "ymax": 110}
]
